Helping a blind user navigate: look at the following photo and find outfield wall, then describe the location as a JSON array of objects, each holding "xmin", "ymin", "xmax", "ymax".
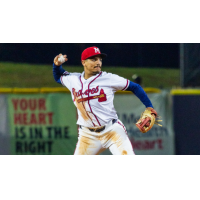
[
  {"xmin": 0, "ymin": 88, "xmax": 175, "ymax": 155},
  {"xmin": 171, "ymin": 89, "xmax": 200, "ymax": 155}
]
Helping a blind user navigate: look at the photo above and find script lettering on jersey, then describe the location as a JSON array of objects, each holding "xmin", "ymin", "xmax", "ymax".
[
  {"xmin": 72, "ymin": 86, "xmax": 99, "ymax": 101},
  {"xmin": 77, "ymin": 89, "xmax": 107, "ymax": 103}
]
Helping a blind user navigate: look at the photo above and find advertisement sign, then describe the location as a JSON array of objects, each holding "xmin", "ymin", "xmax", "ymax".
[
  {"xmin": 7, "ymin": 93, "xmax": 78, "ymax": 155},
  {"xmin": 0, "ymin": 95, "xmax": 9, "ymax": 155},
  {"xmin": 113, "ymin": 91, "xmax": 175, "ymax": 155}
]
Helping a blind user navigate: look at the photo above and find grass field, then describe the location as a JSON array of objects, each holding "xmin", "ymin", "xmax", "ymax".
[{"xmin": 0, "ymin": 62, "xmax": 180, "ymax": 88}]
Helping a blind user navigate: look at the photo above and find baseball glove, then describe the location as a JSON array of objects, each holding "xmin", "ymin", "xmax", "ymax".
[{"xmin": 135, "ymin": 108, "xmax": 162, "ymax": 133}]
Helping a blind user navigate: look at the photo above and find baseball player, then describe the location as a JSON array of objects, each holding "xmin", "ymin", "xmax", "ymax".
[{"xmin": 53, "ymin": 46, "xmax": 157, "ymax": 155}]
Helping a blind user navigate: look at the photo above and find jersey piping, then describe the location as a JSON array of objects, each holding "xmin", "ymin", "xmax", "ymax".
[{"xmin": 122, "ymin": 79, "xmax": 130, "ymax": 91}]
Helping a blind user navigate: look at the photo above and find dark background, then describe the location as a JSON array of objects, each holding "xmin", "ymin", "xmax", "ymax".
[
  {"xmin": 0, "ymin": 43, "xmax": 179, "ymax": 68},
  {"xmin": 173, "ymin": 95, "xmax": 200, "ymax": 155}
]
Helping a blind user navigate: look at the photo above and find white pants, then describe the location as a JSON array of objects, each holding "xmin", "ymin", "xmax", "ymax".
[{"xmin": 74, "ymin": 119, "xmax": 135, "ymax": 155}]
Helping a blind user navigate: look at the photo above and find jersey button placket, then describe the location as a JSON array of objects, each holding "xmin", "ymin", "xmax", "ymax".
[{"xmin": 87, "ymin": 73, "xmax": 102, "ymax": 127}]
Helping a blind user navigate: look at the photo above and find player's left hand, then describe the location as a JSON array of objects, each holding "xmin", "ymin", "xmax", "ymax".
[{"xmin": 135, "ymin": 107, "xmax": 162, "ymax": 133}]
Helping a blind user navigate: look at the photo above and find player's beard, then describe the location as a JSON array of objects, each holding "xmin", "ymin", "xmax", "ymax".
[{"xmin": 93, "ymin": 66, "xmax": 101, "ymax": 75}]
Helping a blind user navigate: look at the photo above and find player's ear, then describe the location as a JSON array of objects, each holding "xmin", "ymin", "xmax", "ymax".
[{"xmin": 82, "ymin": 60, "xmax": 86, "ymax": 67}]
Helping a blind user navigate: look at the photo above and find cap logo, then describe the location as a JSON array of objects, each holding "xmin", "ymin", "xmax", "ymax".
[{"xmin": 94, "ymin": 47, "xmax": 100, "ymax": 53}]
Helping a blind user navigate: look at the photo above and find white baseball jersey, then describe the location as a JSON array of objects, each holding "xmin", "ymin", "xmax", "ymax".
[{"xmin": 61, "ymin": 71, "xmax": 129, "ymax": 128}]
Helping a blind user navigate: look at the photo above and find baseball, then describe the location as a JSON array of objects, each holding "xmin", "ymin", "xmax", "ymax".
[{"xmin": 58, "ymin": 55, "xmax": 65, "ymax": 63}]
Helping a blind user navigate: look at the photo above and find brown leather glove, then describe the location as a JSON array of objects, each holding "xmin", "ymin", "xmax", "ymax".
[{"xmin": 135, "ymin": 108, "xmax": 162, "ymax": 133}]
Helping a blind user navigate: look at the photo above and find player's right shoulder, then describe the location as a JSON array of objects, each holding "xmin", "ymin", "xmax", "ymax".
[{"xmin": 61, "ymin": 72, "xmax": 81, "ymax": 88}]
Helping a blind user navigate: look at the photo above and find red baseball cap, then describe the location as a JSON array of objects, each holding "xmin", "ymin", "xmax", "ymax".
[{"xmin": 81, "ymin": 46, "xmax": 107, "ymax": 61}]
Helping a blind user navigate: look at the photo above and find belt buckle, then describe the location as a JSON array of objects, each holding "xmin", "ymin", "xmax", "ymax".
[{"xmin": 96, "ymin": 127, "xmax": 104, "ymax": 133}]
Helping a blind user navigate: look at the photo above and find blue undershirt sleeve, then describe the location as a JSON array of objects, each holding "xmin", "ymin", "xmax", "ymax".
[
  {"xmin": 52, "ymin": 63, "xmax": 66, "ymax": 84},
  {"xmin": 126, "ymin": 81, "xmax": 153, "ymax": 108}
]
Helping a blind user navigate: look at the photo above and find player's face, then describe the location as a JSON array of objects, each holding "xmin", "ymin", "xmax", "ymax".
[{"xmin": 82, "ymin": 55, "xmax": 102, "ymax": 75}]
